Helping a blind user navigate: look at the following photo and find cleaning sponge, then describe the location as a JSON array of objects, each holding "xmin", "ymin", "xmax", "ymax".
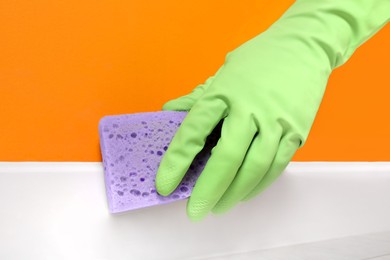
[{"xmin": 98, "ymin": 111, "xmax": 220, "ymax": 213}]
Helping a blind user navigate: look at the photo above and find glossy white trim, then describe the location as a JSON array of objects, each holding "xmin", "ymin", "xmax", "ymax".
[{"xmin": 0, "ymin": 162, "xmax": 389, "ymax": 259}]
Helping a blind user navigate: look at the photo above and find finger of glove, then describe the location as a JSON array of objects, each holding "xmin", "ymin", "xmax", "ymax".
[
  {"xmin": 162, "ymin": 76, "xmax": 216, "ymax": 111},
  {"xmin": 186, "ymin": 112, "xmax": 257, "ymax": 221},
  {"xmin": 156, "ymin": 97, "xmax": 228, "ymax": 196},
  {"xmin": 212, "ymin": 123, "xmax": 282, "ymax": 214},
  {"xmin": 241, "ymin": 133, "xmax": 300, "ymax": 201}
]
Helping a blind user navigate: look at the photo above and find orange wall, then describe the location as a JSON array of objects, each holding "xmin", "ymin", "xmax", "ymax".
[{"xmin": 1, "ymin": 0, "xmax": 389, "ymax": 161}]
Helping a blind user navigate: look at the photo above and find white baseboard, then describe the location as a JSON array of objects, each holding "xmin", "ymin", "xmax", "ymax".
[{"xmin": 0, "ymin": 162, "xmax": 389, "ymax": 260}]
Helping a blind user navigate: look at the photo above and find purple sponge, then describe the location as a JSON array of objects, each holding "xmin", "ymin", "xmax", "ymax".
[{"xmin": 98, "ymin": 111, "xmax": 220, "ymax": 213}]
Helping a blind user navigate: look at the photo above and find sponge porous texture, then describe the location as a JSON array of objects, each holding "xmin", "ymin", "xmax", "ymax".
[{"xmin": 98, "ymin": 111, "xmax": 220, "ymax": 213}]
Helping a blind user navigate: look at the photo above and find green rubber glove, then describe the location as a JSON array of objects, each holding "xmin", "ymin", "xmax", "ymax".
[{"xmin": 156, "ymin": 0, "xmax": 389, "ymax": 221}]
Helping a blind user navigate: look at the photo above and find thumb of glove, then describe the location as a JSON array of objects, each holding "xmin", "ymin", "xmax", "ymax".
[{"xmin": 162, "ymin": 75, "xmax": 216, "ymax": 111}]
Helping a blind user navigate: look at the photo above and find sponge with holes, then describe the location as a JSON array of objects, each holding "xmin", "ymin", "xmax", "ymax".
[{"xmin": 98, "ymin": 111, "xmax": 220, "ymax": 213}]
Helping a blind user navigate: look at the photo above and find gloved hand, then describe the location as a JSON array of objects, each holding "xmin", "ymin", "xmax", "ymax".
[{"xmin": 156, "ymin": 0, "xmax": 389, "ymax": 221}]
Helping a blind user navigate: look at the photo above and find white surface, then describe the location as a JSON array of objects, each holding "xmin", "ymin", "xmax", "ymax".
[
  {"xmin": 0, "ymin": 162, "xmax": 390, "ymax": 259},
  {"xmin": 209, "ymin": 231, "xmax": 390, "ymax": 260}
]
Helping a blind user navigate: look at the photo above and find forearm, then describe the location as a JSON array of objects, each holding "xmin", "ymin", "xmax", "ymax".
[{"xmin": 268, "ymin": 0, "xmax": 389, "ymax": 69}]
